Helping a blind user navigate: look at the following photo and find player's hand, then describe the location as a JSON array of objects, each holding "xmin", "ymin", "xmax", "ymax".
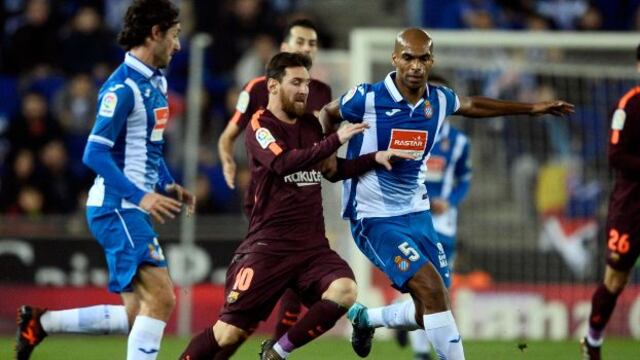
[
  {"xmin": 531, "ymin": 100, "xmax": 575, "ymax": 116},
  {"xmin": 165, "ymin": 183, "xmax": 197, "ymax": 216},
  {"xmin": 139, "ymin": 192, "xmax": 182, "ymax": 224},
  {"xmin": 221, "ymin": 158, "xmax": 237, "ymax": 189},
  {"xmin": 431, "ymin": 198, "xmax": 449, "ymax": 215},
  {"xmin": 337, "ymin": 123, "xmax": 369, "ymax": 144},
  {"xmin": 374, "ymin": 150, "xmax": 415, "ymax": 170}
]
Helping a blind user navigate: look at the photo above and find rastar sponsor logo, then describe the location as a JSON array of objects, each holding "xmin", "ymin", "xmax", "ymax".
[
  {"xmin": 388, "ymin": 129, "xmax": 428, "ymax": 159},
  {"xmin": 284, "ymin": 170, "xmax": 323, "ymax": 186}
]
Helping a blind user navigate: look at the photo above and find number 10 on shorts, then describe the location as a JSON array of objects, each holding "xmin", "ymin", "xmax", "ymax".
[
  {"xmin": 398, "ymin": 242, "xmax": 420, "ymax": 261},
  {"xmin": 233, "ymin": 267, "xmax": 254, "ymax": 291}
]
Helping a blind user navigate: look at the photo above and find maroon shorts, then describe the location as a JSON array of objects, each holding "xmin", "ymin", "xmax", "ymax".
[
  {"xmin": 219, "ymin": 246, "xmax": 354, "ymax": 332},
  {"xmin": 605, "ymin": 215, "xmax": 640, "ymax": 271}
]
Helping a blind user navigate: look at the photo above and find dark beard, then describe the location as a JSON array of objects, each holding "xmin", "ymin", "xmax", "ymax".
[{"xmin": 281, "ymin": 94, "xmax": 306, "ymax": 118}]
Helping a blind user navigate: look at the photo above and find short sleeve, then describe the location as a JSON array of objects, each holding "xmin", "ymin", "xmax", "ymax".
[
  {"xmin": 230, "ymin": 77, "xmax": 268, "ymax": 130},
  {"xmin": 88, "ymin": 83, "xmax": 134, "ymax": 147},
  {"xmin": 339, "ymin": 84, "xmax": 369, "ymax": 123},
  {"xmin": 437, "ymin": 85, "xmax": 460, "ymax": 116}
]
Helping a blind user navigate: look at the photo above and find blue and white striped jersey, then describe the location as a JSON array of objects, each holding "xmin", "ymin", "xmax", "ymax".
[
  {"xmin": 340, "ymin": 72, "xmax": 460, "ymax": 220},
  {"xmin": 85, "ymin": 53, "xmax": 174, "ymax": 210},
  {"xmin": 425, "ymin": 121, "xmax": 471, "ymax": 237}
]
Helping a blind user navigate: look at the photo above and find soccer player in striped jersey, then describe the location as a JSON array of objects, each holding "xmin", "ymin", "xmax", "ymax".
[
  {"xmin": 218, "ymin": 19, "xmax": 331, "ymax": 342},
  {"xmin": 320, "ymin": 28, "xmax": 573, "ymax": 360},
  {"xmin": 581, "ymin": 44, "xmax": 640, "ymax": 360},
  {"xmin": 16, "ymin": 2, "xmax": 194, "ymax": 360}
]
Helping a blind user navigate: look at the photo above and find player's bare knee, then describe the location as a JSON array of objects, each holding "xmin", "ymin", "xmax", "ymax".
[
  {"xmin": 322, "ymin": 278, "xmax": 358, "ymax": 308},
  {"xmin": 604, "ymin": 266, "xmax": 630, "ymax": 294}
]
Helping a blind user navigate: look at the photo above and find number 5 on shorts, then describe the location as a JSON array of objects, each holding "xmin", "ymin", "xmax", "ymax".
[
  {"xmin": 398, "ymin": 242, "xmax": 420, "ymax": 261},
  {"xmin": 233, "ymin": 267, "xmax": 254, "ymax": 291}
]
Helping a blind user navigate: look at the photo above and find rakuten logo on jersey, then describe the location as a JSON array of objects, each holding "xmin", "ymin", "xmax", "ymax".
[
  {"xmin": 284, "ymin": 170, "xmax": 323, "ymax": 187},
  {"xmin": 388, "ymin": 129, "xmax": 428, "ymax": 159}
]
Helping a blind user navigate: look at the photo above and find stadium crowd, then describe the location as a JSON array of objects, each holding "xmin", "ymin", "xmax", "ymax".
[{"xmin": 1, "ymin": 0, "xmax": 639, "ymax": 216}]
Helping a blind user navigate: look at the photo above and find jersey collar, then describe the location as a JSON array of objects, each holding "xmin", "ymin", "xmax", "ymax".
[
  {"xmin": 384, "ymin": 71, "xmax": 430, "ymax": 103},
  {"xmin": 125, "ymin": 52, "xmax": 161, "ymax": 79}
]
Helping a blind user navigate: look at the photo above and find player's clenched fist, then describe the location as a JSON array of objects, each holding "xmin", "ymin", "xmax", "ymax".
[
  {"xmin": 139, "ymin": 192, "xmax": 182, "ymax": 224},
  {"xmin": 337, "ymin": 122, "xmax": 369, "ymax": 144}
]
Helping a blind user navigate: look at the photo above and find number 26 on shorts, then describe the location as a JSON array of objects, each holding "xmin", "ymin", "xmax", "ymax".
[
  {"xmin": 233, "ymin": 267, "xmax": 254, "ymax": 291},
  {"xmin": 608, "ymin": 229, "xmax": 630, "ymax": 254}
]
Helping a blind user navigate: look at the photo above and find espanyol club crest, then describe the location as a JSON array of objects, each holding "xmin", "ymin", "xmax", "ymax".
[
  {"xmin": 395, "ymin": 256, "xmax": 410, "ymax": 272},
  {"xmin": 424, "ymin": 100, "xmax": 433, "ymax": 119}
]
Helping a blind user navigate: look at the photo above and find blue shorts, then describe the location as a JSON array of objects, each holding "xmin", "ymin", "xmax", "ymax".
[
  {"xmin": 350, "ymin": 211, "xmax": 450, "ymax": 292},
  {"xmin": 86, "ymin": 207, "xmax": 167, "ymax": 293},
  {"xmin": 437, "ymin": 233, "xmax": 456, "ymax": 268}
]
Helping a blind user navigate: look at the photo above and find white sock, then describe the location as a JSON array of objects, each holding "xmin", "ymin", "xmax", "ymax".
[
  {"xmin": 423, "ymin": 311, "xmax": 465, "ymax": 360},
  {"xmin": 367, "ymin": 300, "xmax": 420, "ymax": 330},
  {"xmin": 409, "ymin": 328, "xmax": 432, "ymax": 354},
  {"xmin": 127, "ymin": 316, "xmax": 166, "ymax": 360},
  {"xmin": 40, "ymin": 305, "xmax": 129, "ymax": 334},
  {"xmin": 273, "ymin": 342, "xmax": 289, "ymax": 359}
]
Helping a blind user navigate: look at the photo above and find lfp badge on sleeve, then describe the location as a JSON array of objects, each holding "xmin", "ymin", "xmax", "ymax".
[{"xmin": 387, "ymin": 129, "xmax": 428, "ymax": 159}]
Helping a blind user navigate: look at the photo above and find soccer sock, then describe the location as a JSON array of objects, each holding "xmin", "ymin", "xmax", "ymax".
[
  {"xmin": 40, "ymin": 305, "xmax": 129, "ymax": 334},
  {"xmin": 179, "ymin": 326, "xmax": 221, "ymax": 360},
  {"xmin": 587, "ymin": 284, "xmax": 620, "ymax": 346},
  {"xmin": 423, "ymin": 311, "xmax": 465, "ymax": 360},
  {"xmin": 274, "ymin": 289, "xmax": 302, "ymax": 339},
  {"xmin": 367, "ymin": 300, "xmax": 420, "ymax": 330},
  {"xmin": 127, "ymin": 316, "xmax": 166, "ymax": 360},
  {"xmin": 276, "ymin": 299, "xmax": 346, "ymax": 355},
  {"xmin": 409, "ymin": 328, "xmax": 432, "ymax": 354}
]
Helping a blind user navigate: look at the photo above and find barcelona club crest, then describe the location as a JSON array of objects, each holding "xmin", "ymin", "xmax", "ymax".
[
  {"xmin": 424, "ymin": 100, "xmax": 433, "ymax": 119},
  {"xmin": 394, "ymin": 256, "xmax": 410, "ymax": 272}
]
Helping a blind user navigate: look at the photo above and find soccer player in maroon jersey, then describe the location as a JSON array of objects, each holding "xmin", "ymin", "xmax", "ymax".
[
  {"xmin": 218, "ymin": 19, "xmax": 331, "ymax": 341},
  {"xmin": 179, "ymin": 53, "xmax": 411, "ymax": 360},
  {"xmin": 581, "ymin": 45, "xmax": 640, "ymax": 360}
]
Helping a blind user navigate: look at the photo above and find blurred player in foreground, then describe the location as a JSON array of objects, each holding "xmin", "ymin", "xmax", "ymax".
[
  {"xmin": 16, "ymin": 1, "xmax": 194, "ymax": 359},
  {"xmin": 320, "ymin": 28, "xmax": 573, "ymax": 360},
  {"xmin": 179, "ymin": 52, "xmax": 411, "ymax": 360},
  {"xmin": 396, "ymin": 75, "xmax": 472, "ymax": 360},
  {"xmin": 580, "ymin": 44, "xmax": 640, "ymax": 360},
  {"xmin": 218, "ymin": 19, "xmax": 332, "ymax": 342}
]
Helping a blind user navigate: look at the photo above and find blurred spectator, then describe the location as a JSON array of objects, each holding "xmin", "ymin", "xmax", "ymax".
[
  {"xmin": 39, "ymin": 140, "xmax": 77, "ymax": 213},
  {"xmin": 6, "ymin": 91, "xmax": 63, "ymax": 153},
  {"xmin": 0, "ymin": 148, "xmax": 44, "ymax": 215},
  {"xmin": 52, "ymin": 73, "xmax": 96, "ymax": 136},
  {"xmin": 535, "ymin": 0, "xmax": 588, "ymax": 30},
  {"xmin": 58, "ymin": 6, "xmax": 116, "ymax": 76},
  {"xmin": 460, "ymin": 0, "xmax": 501, "ymax": 29},
  {"xmin": 234, "ymin": 33, "xmax": 278, "ymax": 88},
  {"xmin": 576, "ymin": 4, "xmax": 603, "ymax": 30},
  {"xmin": 408, "ymin": 0, "xmax": 463, "ymax": 29},
  {"xmin": 4, "ymin": 0, "xmax": 59, "ymax": 75}
]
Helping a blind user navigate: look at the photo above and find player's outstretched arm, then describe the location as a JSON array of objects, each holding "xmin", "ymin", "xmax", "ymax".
[
  {"xmin": 456, "ymin": 96, "xmax": 574, "ymax": 118},
  {"xmin": 319, "ymin": 99, "xmax": 343, "ymax": 135},
  {"xmin": 138, "ymin": 192, "xmax": 182, "ymax": 224},
  {"xmin": 165, "ymin": 183, "xmax": 196, "ymax": 216},
  {"xmin": 218, "ymin": 122, "xmax": 242, "ymax": 189}
]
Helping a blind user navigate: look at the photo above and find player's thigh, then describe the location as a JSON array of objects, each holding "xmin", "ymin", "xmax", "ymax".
[
  {"xmin": 605, "ymin": 217, "xmax": 640, "ymax": 273},
  {"xmin": 87, "ymin": 208, "xmax": 168, "ymax": 294},
  {"xmin": 350, "ymin": 217, "xmax": 432, "ymax": 292},
  {"xmin": 219, "ymin": 252, "xmax": 293, "ymax": 332},
  {"xmin": 294, "ymin": 248, "xmax": 356, "ymax": 307}
]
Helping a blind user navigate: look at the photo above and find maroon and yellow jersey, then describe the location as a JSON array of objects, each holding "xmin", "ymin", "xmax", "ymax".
[
  {"xmin": 237, "ymin": 109, "xmax": 343, "ymax": 254},
  {"xmin": 608, "ymin": 86, "xmax": 640, "ymax": 220},
  {"xmin": 230, "ymin": 76, "xmax": 332, "ymax": 216}
]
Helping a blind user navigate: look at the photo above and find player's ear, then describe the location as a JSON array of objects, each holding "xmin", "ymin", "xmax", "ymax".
[
  {"xmin": 391, "ymin": 52, "xmax": 397, "ymax": 67},
  {"xmin": 150, "ymin": 25, "xmax": 162, "ymax": 41},
  {"xmin": 267, "ymin": 78, "xmax": 279, "ymax": 94}
]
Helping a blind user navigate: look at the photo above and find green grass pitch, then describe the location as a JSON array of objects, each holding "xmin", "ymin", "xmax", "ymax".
[{"xmin": 1, "ymin": 335, "xmax": 637, "ymax": 359}]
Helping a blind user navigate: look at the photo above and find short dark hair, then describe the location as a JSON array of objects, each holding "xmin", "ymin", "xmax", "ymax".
[
  {"xmin": 117, "ymin": 0, "xmax": 179, "ymax": 50},
  {"xmin": 283, "ymin": 19, "xmax": 318, "ymax": 43},
  {"xmin": 266, "ymin": 52, "xmax": 312, "ymax": 82}
]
